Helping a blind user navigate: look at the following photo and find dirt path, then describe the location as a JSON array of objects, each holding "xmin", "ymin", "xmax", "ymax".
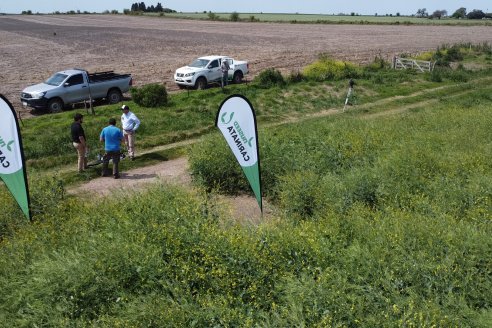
[
  {"xmin": 73, "ymin": 157, "xmax": 191, "ymax": 196},
  {"xmin": 71, "ymin": 157, "xmax": 272, "ymax": 224}
]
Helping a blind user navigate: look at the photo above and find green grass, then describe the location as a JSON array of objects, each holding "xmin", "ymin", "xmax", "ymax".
[
  {"xmin": 22, "ymin": 66, "xmax": 486, "ymax": 174},
  {"xmin": 0, "ymin": 44, "xmax": 491, "ymax": 326},
  {"xmin": 150, "ymin": 12, "xmax": 492, "ymax": 25},
  {"xmin": 1, "ymin": 94, "xmax": 491, "ymax": 325}
]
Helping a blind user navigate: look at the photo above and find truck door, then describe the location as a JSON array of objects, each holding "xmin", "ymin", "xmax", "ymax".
[
  {"xmin": 64, "ymin": 73, "xmax": 89, "ymax": 103},
  {"xmin": 207, "ymin": 59, "xmax": 222, "ymax": 82}
]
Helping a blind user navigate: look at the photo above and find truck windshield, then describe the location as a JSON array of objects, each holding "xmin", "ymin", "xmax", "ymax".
[
  {"xmin": 189, "ymin": 59, "xmax": 209, "ymax": 68},
  {"xmin": 45, "ymin": 73, "xmax": 68, "ymax": 86}
]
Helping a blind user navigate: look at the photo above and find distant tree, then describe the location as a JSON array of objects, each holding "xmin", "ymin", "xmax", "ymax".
[
  {"xmin": 156, "ymin": 3, "xmax": 163, "ymax": 12},
  {"xmin": 467, "ymin": 9, "xmax": 485, "ymax": 19},
  {"xmin": 452, "ymin": 7, "xmax": 467, "ymax": 18},
  {"xmin": 138, "ymin": 2, "xmax": 146, "ymax": 12},
  {"xmin": 149, "ymin": 5, "xmax": 155, "ymax": 12},
  {"xmin": 208, "ymin": 12, "xmax": 218, "ymax": 20},
  {"xmin": 432, "ymin": 10, "xmax": 447, "ymax": 19},
  {"xmin": 350, "ymin": 12, "xmax": 355, "ymax": 16},
  {"xmin": 21, "ymin": 10, "xmax": 32, "ymax": 15},
  {"xmin": 416, "ymin": 8, "xmax": 428, "ymax": 17},
  {"xmin": 131, "ymin": 3, "xmax": 138, "ymax": 11},
  {"xmin": 396, "ymin": 12, "xmax": 400, "ymax": 17},
  {"xmin": 230, "ymin": 11, "xmax": 239, "ymax": 21}
]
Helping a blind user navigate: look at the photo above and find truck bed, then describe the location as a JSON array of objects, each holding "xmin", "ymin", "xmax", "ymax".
[{"xmin": 87, "ymin": 71, "xmax": 131, "ymax": 83}]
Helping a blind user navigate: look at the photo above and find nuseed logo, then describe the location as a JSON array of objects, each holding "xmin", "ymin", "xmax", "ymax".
[
  {"xmin": 222, "ymin": 111, "xmax": 255, "ymax": 162},
  {"xmin": 221, "ymin": 111, "xmax": 234, "ymax": 124},
  {"xmin": 0, "ymin": 135, "xmax": 14, "ymax": 168}
]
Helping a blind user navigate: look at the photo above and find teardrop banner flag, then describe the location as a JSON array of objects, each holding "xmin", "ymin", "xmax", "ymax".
[
  {"xmin": 0, "ymin": 95, "xmax": 31, "ymax": 220},
  {"xmin": 216, "ymin": 95, "xmax": 262, "ymax": 212}
]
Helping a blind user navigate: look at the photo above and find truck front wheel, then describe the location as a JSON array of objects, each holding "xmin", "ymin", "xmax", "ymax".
[
  {"xmin": 107, "ymin": 89, "xmax": 122, "ymax": 104},
  {"xmin": 195, "ymin": 77, "xmax": 207, "ymax": 90},
  {"xmin": 233, "ymin": 71, "xmax": 243, "ymax": 84},
  {"xmin": 47, "ymin": 98, "xmax": 64, "ymax": 113}
]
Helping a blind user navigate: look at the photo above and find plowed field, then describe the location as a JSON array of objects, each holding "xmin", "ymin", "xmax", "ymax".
[{"xmin": 1, "ymin": 14, "xmax": 491, "ymax": 116}]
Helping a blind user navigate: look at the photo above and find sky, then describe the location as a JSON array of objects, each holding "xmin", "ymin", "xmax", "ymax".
[{"xmin": 0, "ymin": 1, "xmax": 490, "ymax": 15}]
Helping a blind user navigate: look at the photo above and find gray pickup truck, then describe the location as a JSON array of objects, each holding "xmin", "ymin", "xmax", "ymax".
[{"xmin": 20, "ymin": 69, "xmax": 132, "ymax": 112}]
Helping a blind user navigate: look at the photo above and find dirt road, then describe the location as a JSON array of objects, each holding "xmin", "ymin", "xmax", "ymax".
[{"xmin": 1, "ymin": 14, "xmax": 491, "ymax": 117}]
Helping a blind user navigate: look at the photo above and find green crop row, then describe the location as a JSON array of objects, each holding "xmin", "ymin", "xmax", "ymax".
[{"xmin": 0, "ymin": 164, "xmax": 490, "ymax": 326}]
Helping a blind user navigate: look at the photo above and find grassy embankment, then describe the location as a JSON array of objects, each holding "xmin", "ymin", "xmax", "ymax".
[{"xmin": 0, "ymin": 44, "xmax": 491, "ymax": 326}]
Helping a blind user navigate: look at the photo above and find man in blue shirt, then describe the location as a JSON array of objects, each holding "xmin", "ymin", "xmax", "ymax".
[{"xmin": 99, "ymin": 118, "xmax": 124, "ymax": 179}]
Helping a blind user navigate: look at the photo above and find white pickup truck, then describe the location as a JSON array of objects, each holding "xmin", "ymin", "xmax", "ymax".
[
  {"xmin": 174, "ymin": 56, "xmax": 249, "ymax": 89},
  {"xmin": 20, "ymin": 69, "xmax": 132, "ymax": 112}
]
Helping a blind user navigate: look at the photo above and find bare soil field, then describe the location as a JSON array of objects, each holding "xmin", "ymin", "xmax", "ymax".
[{"xmin": 1, "ymin": 14, "xmax": 491, "ymax": 117}]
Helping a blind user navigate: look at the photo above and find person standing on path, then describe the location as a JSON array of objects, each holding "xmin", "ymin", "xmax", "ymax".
[
  {"xmin": 120, "ymin": 104, "xmax": 140, "ymax": 160},
  {"xmin": 343, "ymin": 78, "xmax": 356, "ymax": 111},
  {"xmin": 100, "ymin": 118, "xmax": 123, "ymax": 179},
  {"xmin": 221, "ymin": 58, "xmax": 230, "ymax": 88},
  {"xmin": 71, "ymin": 113, "xmax": 88, "ymax": 173}
]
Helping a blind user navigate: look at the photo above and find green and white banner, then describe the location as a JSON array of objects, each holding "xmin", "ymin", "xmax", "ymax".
[
  {"xmin": 0, "ymin": 95, "xmax": 31, "ymax": 220},
  {"xmin": 216, "ymin": 95, "xmax": 262, "ymax": 212}
]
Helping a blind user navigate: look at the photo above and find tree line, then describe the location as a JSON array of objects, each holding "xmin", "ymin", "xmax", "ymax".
[
  {"xmin": 416, "ymin": 7, "xmax": 491, "ymax": 19},
  {"xmin": 129, "ymin": 2, "xmax": 175, "ymax": 13}
]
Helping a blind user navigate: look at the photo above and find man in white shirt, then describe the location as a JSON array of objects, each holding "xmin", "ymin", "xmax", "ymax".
[{"xmin": 120, "ymin": 104, "xmax": 140, "ymax": 160}]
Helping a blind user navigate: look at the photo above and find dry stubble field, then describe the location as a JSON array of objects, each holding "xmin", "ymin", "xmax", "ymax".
[{"xmin": 1, "ymin": 14, "xmax": 492, "ymax": 116}]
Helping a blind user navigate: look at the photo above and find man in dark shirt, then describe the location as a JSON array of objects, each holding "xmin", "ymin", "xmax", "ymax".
[{"xmin": 71, "ymin": 113, "xmax": 87, "ymax": 173}]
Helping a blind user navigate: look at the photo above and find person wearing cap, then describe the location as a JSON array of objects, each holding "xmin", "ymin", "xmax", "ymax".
[
  {"xmin": 99, "ymin": 117, "xmax": 124, "ymax": 179},
  {"xmin": 70, "ymin": 113, "xmax": 88, "ymax": 173},
  {"xmin": 120, "ymin": 104, "xmax": 140, "ymax": 160}
]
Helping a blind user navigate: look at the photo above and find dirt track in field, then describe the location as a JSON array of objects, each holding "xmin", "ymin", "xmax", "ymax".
[{"xmin": 1, "ymin": 14, "xmax": 492, "ymax": 117}]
